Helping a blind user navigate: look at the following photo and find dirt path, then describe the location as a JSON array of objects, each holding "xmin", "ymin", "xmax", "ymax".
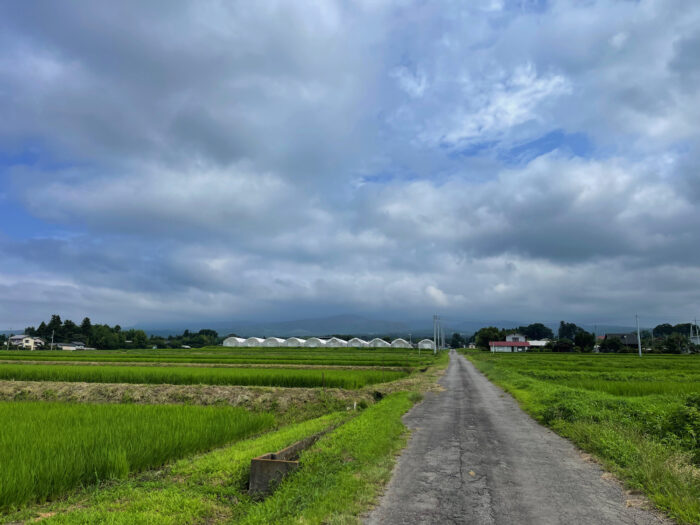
[{"xmin": 366, "ymin": 350, "xmax": 671, "ymax": 525}]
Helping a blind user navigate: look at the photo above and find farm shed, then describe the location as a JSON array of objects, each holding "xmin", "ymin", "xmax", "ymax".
[
  {"xmin": 326, "ymin": 337, "xmax": 348, "ymax": 347},
  {"xmin": 223, "ymin": 337, "xmax": 246, "ymax": 347},
  {"xmin": 285, "ymin": 337, "xmax": 306, "ymax": 347},
  {"xmin": 244, "ymin": 337, "xmax": 265, "ymax": 347},
  {"xmin": 304, "ymin": 338, "xmax": 328, "ymax": 348},
  {"xmin": 347, "ymin": 338, "xmax": 369, "ymax": 347},
  {"xmin": 489, "ymin": 341, "xmax": 530, "ymax": 353},
  {"xmin": 263, "ymin": 337, "xmax": 286, "ymax": 347},
  {"xmin": 369, "ymin": 338, "xmax": 391, "ymax": 348},
  {"xmin": 417, "ymin": 339, "xmax": 435, "ymax": 350},
  {"xmin": 390, "ymin": 338, "xmax": 412, "ymax": 349}
]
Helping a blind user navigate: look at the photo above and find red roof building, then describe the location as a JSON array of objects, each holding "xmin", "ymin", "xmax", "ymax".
[{"xmin": 489, "ymin": 341, "xmax": 530, "ymax": 353}]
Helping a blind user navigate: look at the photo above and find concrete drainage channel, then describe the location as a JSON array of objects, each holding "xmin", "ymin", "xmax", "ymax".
[{"xmin": 248, "ymin": 426, "xmax": 337, "ymax": 496}]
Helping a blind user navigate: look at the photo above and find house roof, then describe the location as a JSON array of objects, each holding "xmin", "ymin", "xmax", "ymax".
[{"xmin": 489, "ymin": 341, "xmax": 530, "ymax": 347}]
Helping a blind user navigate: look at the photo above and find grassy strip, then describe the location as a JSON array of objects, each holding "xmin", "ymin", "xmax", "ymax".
[
  {"xmin": 235, "ymin": 391, "xmax": 418, "ymax": 524},
  {"xmin": 0, "ymin": 401, "xmax": 276, "ymax": 512},
  {"xmin": 3, "ymin": 394, "xmax": 417, "ymax": 524},
  {"xmin": 0, "ymin": 363, "xmax": 408, "ymax": 389},
  {"xmin": 465, "ymin": 352, "xmax": 700, "ymax": 524}
]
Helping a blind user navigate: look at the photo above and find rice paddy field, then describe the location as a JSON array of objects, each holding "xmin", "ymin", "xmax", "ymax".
[
  {"xmin": 0, "ymin": 362, "xmax": 408, "ymax": 388},
  {"xmin": 466, "ymin": 351, "xmax": 700, "ymax": 524},
  {"xmin": 0, "ymin": 346, "xmax": 445, "ymax": 522},
  {"xmin": 0, "ymin": 346, "xmax": 437, "ymax": 367}
]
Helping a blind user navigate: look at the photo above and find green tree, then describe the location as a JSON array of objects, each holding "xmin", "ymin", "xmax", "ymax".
[
  {"xmin": 600, "ymin": 337, "xmax": 623, "ymax": 353},
  {"xmin": 475, "ymin": 327, "xmax": 503, "ymax": 350},
  {"xmin": 518, "ymin": 323, "xmax": 554, "ymax": 340},
  {"xmin": 80, "ymin": 317, "xmax": 92, "ymax": 341},
  {"xmin": 47, "ymin": 315, "xmax": 62, "ymax": 337},
  {"xmin": 574, "ymin": 330, "xmax": 595, "ymax": 351},
  {"xmin": 558, "ymin": 321, "xmax": 583, "ymax": 341},
  {"xmin": 552, "ymin": 338, "xmax": 574, "ymax": 352},
  {"xmin": 664, "ymin": 333, "xmax": 690, "ymax": 354},
  {"xmin": 450, "ymin": 333, "xmax": 465, "ymax": 348}
]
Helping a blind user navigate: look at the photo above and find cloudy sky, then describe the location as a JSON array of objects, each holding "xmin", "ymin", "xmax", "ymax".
[{"xmin": 1, "ymin": 0, "xmax": 699, "ymax": 329}]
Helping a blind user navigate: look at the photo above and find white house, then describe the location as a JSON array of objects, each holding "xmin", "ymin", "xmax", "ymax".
[
  {"xmin": 326, "ymin": 337, "xmax": 348, "ymax": 347},
  {"xmin": 223, "ymin": 337, "xmax": 246, "ymax": 347},
  {"xmin": 505, "ymin": 333, "xmax": 527, "ymax": 342},
  {"xmin": 8, "ymin": 335, "xmax": 45, "ymax": 350},
  {"xmin": 244, "ymin": 337, "xmax": 265, "ymax": 347},
  {"xmin": 390, "ymin": 338, "xmax": 412, "ymax": 349},
  {"xmin": 285, "ymin": 337, "xmax": 306, "ymax": 347},
  {"xmin": 347, "ymin": 337, "xmax": 369, "ymax": 348},
  {"xmin": 263, "ymin": 337, "xmax": 286, "ymax": 347},
  {"xmin": 304, "ymin": 337, "xmax": 328, "ymax": 348},
  {"xmin": 489, "ymin": 341, "xmax": 530, "ymax": 353},
  {"xmin": 368, "ymin": 338, "xmax": 391, "ymax": 348},
  {"xmin": 417, "ymin": 339, "xmax": 435, "ymax": 350}
]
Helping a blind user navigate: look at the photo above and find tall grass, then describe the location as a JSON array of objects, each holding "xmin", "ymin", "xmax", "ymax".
[
  {"xmin": 0, "ymin": 363, "xmax": 407, "ymax": 388},
  {"xmin": 0, "ymin": 401, "xmax": 275, "ymax": 511}
]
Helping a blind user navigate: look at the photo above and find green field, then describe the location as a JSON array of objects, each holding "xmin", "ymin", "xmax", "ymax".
[
  {"xmin": 0, "ymin": 347, "xmax": 438, "ymax": 367},
  {"xmin": 466, "ymin": 352, "xmax": 700, "ymax": 524},
  {"xmin": 0, "ymin": 362, "xmax": 408, "ymax": 389},
  {"xmin": 0, "ymin": 402, "xmax": 275, "ymax": 511}
]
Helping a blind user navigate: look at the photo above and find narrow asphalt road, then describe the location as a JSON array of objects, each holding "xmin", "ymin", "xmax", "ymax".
[{"xmin": 366, "ymin": 350, "xmax": 670, "ymax": 525}]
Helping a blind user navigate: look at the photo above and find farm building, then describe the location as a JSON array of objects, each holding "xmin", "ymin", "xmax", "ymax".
[
  {"xmin": 369, "ymin": 338, "xmax": 391, "ymax": 348},
  {"xmin": 417, "ymin": 339, "xmax": 435, "ymax": 350},
  {"xmin": 223, "ymin": 337, "xmax": 246, "ymax": 347},
  {"xmin": 505, "ymin": 333, "xmax": 526, "ymax": 342},
  {"xmin": 347, "ymin": 337, "xmax": 369, "ymax": 347},
  {"xmin": 391, "ymin": 338, "xmax": 412, "ymax": 349},
  {"xmin": 244, "ymin": 337, "xmax": 265, "ymax": 347},
  {"xmin": 285, "ymin": 337, "xmax": 306, "ymax": 347},
  {"xmin": 528, "ymin": 340, "xmax": 549, "ymax": 348},
  {"xmin": 8, "ymin": 335, "xmax": 45, "ymax": 350},
  {"xmin": 326, "ymin": 337, "xmax": 348, "ymax": 347},
  {"xmin": 263, "ymin": 337, "xmax": 286, "ymax": 347},
  {"xmin": 489, "ymin": 341, "xmax": 530, "ymax": 353},
  {"xmin": 304, "ymin": 337, "xmax": 328, "ymax": 348},
  {"xmin": 604, "ymin": 333, "xmax": 638, "ymax": 348}
]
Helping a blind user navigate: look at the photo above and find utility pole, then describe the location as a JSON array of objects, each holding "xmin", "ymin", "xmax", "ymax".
[
  {"xmin": 636, "ymin": 314, "xmax": 642, "ymax": 357},
  {"xmin": 51, "ymin": 330, "xmax": 54, "ymax": 351},
  {"xmin": 433, "ymin": 315, "xmax": 437, "ymax": 355}
]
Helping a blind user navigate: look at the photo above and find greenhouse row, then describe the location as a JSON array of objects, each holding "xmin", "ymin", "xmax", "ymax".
[{"xmin": 223, "ymin": 336, "xmax": 436, "ymax": 349}]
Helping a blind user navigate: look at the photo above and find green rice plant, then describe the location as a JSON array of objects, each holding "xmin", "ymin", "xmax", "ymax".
[
  {"xmin": 0, "ymin": 401, "xmax": 275, "ymax": 511},
  {"xmin": 0, "ymin": 347, "xmax": 441, "ymax": 368},
  {"xmin": 0, "ymin": 363, "xmax": 408, "ymax": 389}
]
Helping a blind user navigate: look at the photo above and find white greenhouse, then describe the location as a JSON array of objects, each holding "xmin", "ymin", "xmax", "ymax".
[
  {"xmin": 368, "ymin": 338, "xmax": 391, "ymax": 348},
  {"xmin": 285, "ymin": 337, "xmax": 306, "ymax": 347},
  {"xmin": 417, "ymin": 339, "xmax": 435, "ymax": 350},
  {"xmin": 347, "ymin": 338, "xmax": 369, "ymax": 348},
  {"xmin": 326, "ymin": 337, "xmax": 348, "ymax": 347},
  {"xmin": 390, "ymin": 338, "xmax": 412, "ymax": 349},
  {"xmin": 244, "ymin": 337, "xmax": 265, "ymax": 347},
  {"xmin": 222, "ymin": 337, "xmax": 246, "ymax": 347},
  {"xmin": 304, "ymin": 337, "xmax": 328, "ymax": 348},
  {"xmin": 263, "ymin": 337, "xmax": 286, "ymax": 347}
]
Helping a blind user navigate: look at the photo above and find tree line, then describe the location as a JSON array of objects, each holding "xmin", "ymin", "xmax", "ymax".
[
  {"xmin": 466, "ymin": 321, "xmax": 699, "ymax": 354},
  {"xmin": 14, "ymin": 315, "xmax": 224, "ymax": 350}
]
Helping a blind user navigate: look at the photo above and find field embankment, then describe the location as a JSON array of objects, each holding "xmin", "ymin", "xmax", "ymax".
[{"xmin": 465, "ymin": 351, "xmax": 700, "ymax": 524}]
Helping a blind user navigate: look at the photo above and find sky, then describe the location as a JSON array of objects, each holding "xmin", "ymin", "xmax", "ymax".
[{"xmin": 1, "ymin": 0, "xmax": 700, "ymax": 330}]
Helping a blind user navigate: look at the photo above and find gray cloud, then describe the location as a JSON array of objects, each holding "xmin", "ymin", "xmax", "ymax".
[{"xmin": 1, "ymin": 0, "xmax": 700, "ymax": 329}]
